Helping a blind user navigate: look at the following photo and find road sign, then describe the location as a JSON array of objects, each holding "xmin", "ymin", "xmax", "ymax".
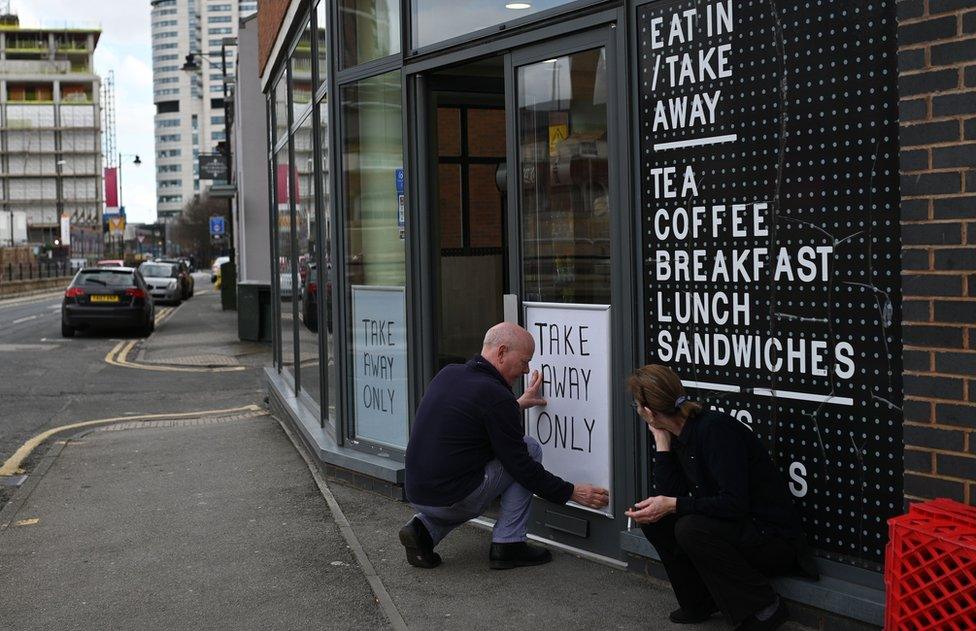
[
  {"xmin": 199, "ymin": 154, "xmax": 229, "ymax": 181},
  {"xmin": 108, "ymin": 216, "xmax": 125, "ymax": 236},
  {"xmin": 209, "ymin": 215, "xmax": 226, "ymax": 236}
]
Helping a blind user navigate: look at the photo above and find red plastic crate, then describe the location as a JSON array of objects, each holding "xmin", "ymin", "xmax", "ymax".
[{"xmin": 886, "ymin": 500, "xmax": 976, "ymax": 630}]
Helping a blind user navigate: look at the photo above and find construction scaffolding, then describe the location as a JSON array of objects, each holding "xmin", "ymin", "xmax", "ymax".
[{"xmin": 100, "ymin": 69, "xmax": 116, "ymax": 169}]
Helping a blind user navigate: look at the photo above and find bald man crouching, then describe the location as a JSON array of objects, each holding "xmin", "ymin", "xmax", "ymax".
[{"xmin": 399, "ymin": 322, "xmax": 610, "ymax": 569}]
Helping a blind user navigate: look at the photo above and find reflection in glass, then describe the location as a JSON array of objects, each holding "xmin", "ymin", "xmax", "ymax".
[
  {"xmin": 290, "ymin": 19, "xmax": 313, "ymax": 117},
  {"xmin": 519, "ymin": 49, "xmax": 610, "ymax": 305},
  {"xmin": 412, "ymin": 0, "xmax": 576, "ymax": 49},
  {"xmin": 341, "ymin": 70, "xmax": 407, "ymax": 448},
  {"xmin": 275, "ymin": 142, "xmax": 297, "ymax": 380},
  {"xmin": 339, "ymin": 0, "xmax": 400, "ymax": 68},
  {"xmin": 295, "ymin": 112, "xmax": 319, "ymax": 403},
  {"xmin": 316, "ymin": 0, "xmax": 328, "ymax": 91},
  {"xmin": 274, "ymin": 73, "xmax": 289, "ymax": 144}
]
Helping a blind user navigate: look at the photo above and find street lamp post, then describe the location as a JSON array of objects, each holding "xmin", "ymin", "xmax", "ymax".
[
  {"xmin": 182, "ymin": 40, "xmax": 236, "ymax": 275},
  {"xmin": 114, "ymin": 153, "xmax": 141, "ymax": 259},
  {"xmin": 55, "ymin": 158, "xmax": 64, "ymax": 254}
]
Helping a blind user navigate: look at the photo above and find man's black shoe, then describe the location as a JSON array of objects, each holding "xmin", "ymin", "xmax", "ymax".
[
  {"xmin": 734, "ymin": 600, "xmax": 789, "ymax": 631},
  {"xmin": 398, "ymin": 517, "xmax": 441, "ymax": 569},
  {"xmin": 669, "ymin": 605, "xmax": 719, "ymax": 624},
  {"xmin": 489, "ymin": 541, "xmax": 553, "ymax": 570}
]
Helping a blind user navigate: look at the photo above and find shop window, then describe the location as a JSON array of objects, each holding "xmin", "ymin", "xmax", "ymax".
[
  {"xmin": 275, "ymin": 140, "xmax": 297, "ymax": 382},
  {"xmin": 274, "ymin": 71, "xmax": 289, "ymax": 146},
  {"xmin": 411, "ymin": 0, "xmax": 578, "ymax": 49},
  {"xmin": 340, "ymin": 70, "xmax": 407, "ymax": 449},
  {"xmin": 338, "ymin": 0, "xmax": 400, "ymax": 69},
  {"xmin": 519, "ymin": 48, "xmax": 610, "ymax": 305},
  {"xmin": 315, "ymin": 0, "xmax": 328, "ymax": 92},
  {"xmin": 290, "ymin": 18, "xmax": 314, "ymax": 118},
  {"xmin": 294, "ymin": 111, "xmax": 319, "ymax": 404}
]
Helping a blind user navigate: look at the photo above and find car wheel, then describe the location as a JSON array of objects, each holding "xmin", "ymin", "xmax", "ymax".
[
  {"xmin": 174, "ymin": 297, "xmax": 182, "ymax": 306},
  {"xmin": 61, "ymin": 321, "xmax": 75, "ymax": 338}
]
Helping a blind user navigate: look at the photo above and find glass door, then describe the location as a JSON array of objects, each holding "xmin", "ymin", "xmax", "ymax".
[{"xmin": 508, "ymin": 27, "xmax": 628, "ymax": 558}]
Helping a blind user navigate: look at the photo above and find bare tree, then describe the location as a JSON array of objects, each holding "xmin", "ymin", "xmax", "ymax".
[{"xmin": 168, "ymin": 195, "xmax": 228, "ymax": 264}]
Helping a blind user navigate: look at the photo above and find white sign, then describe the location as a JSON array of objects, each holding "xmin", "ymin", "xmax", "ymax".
[
  {"xmin": 351, "ymin": 285, "xmax": 408, "ymax": 449},
  {"xmin": 59, "ymin": 214, "xmax": 70, "ymax": 246},
  {"xmin": 12, "ymin": 211, "xmax": 27, "ymax": 244},
  {"xmin": 524, "ymin": 302, "xmax": 612, "ymax": 517}
]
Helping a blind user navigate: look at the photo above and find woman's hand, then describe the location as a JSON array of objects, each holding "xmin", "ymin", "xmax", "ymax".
[
  {"xmin": 625, "ymin": 496, "xmax": 677, "ymax": 524},
  {"xmin": 636, "ymin": 403, "xmax": 671, "ymax": 451},
  {"xmin": 649, "ymin": 426, "xmax": 671, "ymax": 451}
]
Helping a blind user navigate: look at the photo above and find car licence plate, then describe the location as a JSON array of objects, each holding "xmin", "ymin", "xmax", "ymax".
[{"xmin": 90, "ymin": 295, "xmax": 119, "ymax": 303}]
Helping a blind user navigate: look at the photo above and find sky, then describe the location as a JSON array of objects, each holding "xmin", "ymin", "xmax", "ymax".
[{"xmin": 14, "ymin": 0, "xmax": 157, "ymax": 224}]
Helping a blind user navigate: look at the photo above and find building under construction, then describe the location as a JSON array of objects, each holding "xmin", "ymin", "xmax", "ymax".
[{"xmin": 0, "ymin": 13, "xmax": 103, "ymax": 256}]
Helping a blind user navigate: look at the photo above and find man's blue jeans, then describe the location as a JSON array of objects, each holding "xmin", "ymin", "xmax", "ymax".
[{"xmin": 410, "ymin": 436, "xmax": 543, "ymax": 545}]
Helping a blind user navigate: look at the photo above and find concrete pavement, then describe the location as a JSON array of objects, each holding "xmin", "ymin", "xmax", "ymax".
[{"xmin": 0, "ymin": 287, "xmax": 812, "ymax": 630}]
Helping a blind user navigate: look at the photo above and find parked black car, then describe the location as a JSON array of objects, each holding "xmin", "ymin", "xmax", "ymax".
[
  {"xmin": 301, "ymin": 263, "xmax": 332, "ymax": 333},
  {"xmin": 61, "ymin": 267, "xmax": 155, "ymax": 337}
]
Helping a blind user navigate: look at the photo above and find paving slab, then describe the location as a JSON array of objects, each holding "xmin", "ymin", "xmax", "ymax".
[
  {"xmin": 327, "ymin": 477, "xmax": 812, "ymax": 631},
  {"xmin": 0, "ymin": 415, "xmax": 387, "ymax": 631}
]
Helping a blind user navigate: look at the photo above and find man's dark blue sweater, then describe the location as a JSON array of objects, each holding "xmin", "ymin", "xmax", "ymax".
[{"xmin": 405, "ymin": 355, "xmax": 574, "ymax": 507}]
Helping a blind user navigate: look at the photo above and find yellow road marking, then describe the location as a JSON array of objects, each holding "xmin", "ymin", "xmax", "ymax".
[
  {"xmin": 101, "ymin": 302, "xmax": 244, "ymax": 373},
  {"xmin": 14, "ymin": 518, "xmax": 39, "ymax": 527},
  {"xmin": 154, "ymin": 306, "xmax": 174, "ymax": 324},
  {"xmin": 105, "ymin": 339, "xmax": 245, "ymax": 373},
  {"xmin": 0, "ymin": 404, "xmax": 262, "ymax": 477}
]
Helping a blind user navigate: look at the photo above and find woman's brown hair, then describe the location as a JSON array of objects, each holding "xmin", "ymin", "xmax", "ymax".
[{"xmin": 626, "ymin": 364, "xmax": 702, "ymax": 421}]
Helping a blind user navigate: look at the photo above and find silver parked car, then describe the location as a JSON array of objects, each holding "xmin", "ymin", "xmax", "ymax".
[{"xmin": 138, "ymin": 262, "xmax": 183, "ymax": 305}]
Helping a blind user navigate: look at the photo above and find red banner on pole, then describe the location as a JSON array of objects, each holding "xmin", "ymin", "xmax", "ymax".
[{"xmin": 104, "ymin": 167, "xmax": 118, "ymax": 210}]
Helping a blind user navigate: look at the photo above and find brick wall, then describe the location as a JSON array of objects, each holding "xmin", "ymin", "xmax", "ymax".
[
  {"xmin": 258, "ymin": 0, "xmax": 293, "ymax": 78},
  {"xmin": 898, "ymin": 0, "xmax": 976, "ymax": 505}
]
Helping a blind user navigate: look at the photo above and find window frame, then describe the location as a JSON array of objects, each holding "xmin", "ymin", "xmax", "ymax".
[{"xmin": 335, "ymin": 66, "xmax": 410, "ymax": 454}]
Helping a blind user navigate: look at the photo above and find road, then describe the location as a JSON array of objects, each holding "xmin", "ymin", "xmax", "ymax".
[{"xmin": 0, "ymin": 274, "xmax": 266, "ymax": 471}]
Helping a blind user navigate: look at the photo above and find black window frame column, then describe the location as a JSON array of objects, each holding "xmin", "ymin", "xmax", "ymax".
[
  {"xmin": 267, "ymin": 93, "xmax": 282, "ymax": 374},
  {"xmin": 311, "ymin": 0, "xmax": 337, "ymax": 435}
]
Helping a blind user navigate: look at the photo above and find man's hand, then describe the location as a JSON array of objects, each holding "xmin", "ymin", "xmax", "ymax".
[
  {"xmin": 518, "ymin": 370, "xmax": 547, "ymax": 410},
  {"xmin": 570, "ymin": 484, "xmax": 610, "ymax": 509},
  {"xmin": 625, "ymin": 496, "xmax": 677, "ymax": 524}
]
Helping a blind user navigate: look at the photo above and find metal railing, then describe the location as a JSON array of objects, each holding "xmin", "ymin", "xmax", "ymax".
[{"xmin": 1, "ymin": 261, "xmax": 74, "ymax": 283}]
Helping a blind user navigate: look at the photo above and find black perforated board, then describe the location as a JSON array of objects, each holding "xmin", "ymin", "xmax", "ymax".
[{"xmin": 637, "ymin": 0, "xmax": 902, "ymax": 565}]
